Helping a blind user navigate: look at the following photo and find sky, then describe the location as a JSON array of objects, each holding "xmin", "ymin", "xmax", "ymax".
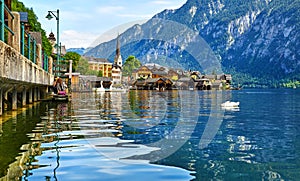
[{"xmin": 20, "ymin": 0, "xmax": 187, "ymax": 49}]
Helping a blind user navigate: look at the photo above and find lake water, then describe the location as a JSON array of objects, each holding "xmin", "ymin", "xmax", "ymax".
[{"xmin": 0, "ymin": 89, "xmax": 299, "ymax": 180}]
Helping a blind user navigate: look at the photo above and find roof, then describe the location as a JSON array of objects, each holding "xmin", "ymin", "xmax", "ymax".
[
  {"xmin": 48, "ymin": 32, "xmax": 56, "ymax": 41},
  {"xmin": 84, "ymin": 56, "xmax": 110, "ymax": 63},
  {"xmin": 134, "ymin": 80, "xmax": 146, "ymax": 86},
  {"xmin": 146, "ymin": 78, "xmax": 162, "ymax": 83},
  {"xmin": 177, "ymin": 77, "xmax": 194, "ymax": 82},
  {"xmin": 137, "ymin": 65, "xmax": 152, "ymax": 72},
  {"xmin": 152, "ymin": 70, "xmax": 168, "ymax": 76}
]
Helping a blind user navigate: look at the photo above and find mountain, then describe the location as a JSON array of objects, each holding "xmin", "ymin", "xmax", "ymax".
[
  {"xmin": 84, "ymin": 0, "xmax": 300, "ymax": 86},
  {"xmin": 67, "ymin": 48, "xmax": 86, "ymax": 55}
]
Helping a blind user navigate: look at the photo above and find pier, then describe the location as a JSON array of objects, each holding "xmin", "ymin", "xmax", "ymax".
[{"xmin": 0, "ymin": 1, "xmax": 53, "ymax": 116}]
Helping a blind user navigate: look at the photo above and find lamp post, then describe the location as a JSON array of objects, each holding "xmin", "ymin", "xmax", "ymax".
[{"xmin": 46, "ymin": 9, "xmax": 60, "ymax": 76}]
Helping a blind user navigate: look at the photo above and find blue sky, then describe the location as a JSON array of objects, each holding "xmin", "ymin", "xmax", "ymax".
[{"xmin": 21, "ymin": 0, "xmax": 187, "ymax": 48}]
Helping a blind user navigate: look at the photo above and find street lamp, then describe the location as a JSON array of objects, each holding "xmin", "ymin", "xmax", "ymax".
[{"xmin": 46, "ymin": 9, "xmax": 60, "ymax": 76}]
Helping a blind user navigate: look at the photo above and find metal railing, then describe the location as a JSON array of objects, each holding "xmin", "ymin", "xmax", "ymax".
[
  {"xmin": 1, "ymin": 0, "xmax": 50, "ymax": 72},
  {"xmin": 21, "ymin": 28, "xmax": 37, "ymax": 63},
  {"xmin": 0, "ymin": 0, "xmax": 14, "ymax": 40}
]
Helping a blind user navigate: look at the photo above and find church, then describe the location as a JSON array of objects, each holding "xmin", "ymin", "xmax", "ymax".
[{"xmin": 111, "ymin": 34, "xmax": 123, "ymax": 85}]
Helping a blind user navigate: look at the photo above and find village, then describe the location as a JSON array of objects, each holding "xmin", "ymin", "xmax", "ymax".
[{"xmin": 62, "ymin": 36, "xmax": 233, "ymax": 92}]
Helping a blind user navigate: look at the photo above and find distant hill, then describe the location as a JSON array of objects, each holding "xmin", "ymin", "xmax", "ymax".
[
  {"xmin": 84, "ymin": 0, "xmax": 300, "ymax": 87},
  {"xmin": 67, "ymin": 48, "xmax": 86, "ymax": 55}
]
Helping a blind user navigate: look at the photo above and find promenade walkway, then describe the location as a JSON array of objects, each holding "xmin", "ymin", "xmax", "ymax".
[{"xmin": 0, "ymin": 0, "xmax": 54, "ymax": 115}]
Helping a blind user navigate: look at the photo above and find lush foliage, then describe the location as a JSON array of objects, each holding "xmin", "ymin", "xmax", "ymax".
[
  {"xmin": 75, "ymin": 57, "xmax": 100, "ymax": 76},
  {"xmin": 75, "ymin": 57, "xmax": 89, "ymax": 75},
  {"xmin": 122, "ymin": 55, "xmax": 141, "ymax": 76},
  {"xmin": 282, "ymin": 80, "xmax": 300, "ymax": 88},
  {"xmin": 11, "ymin": 0, "xmax": 52, "ymax": 56},
  {"xmin": 63, "ymin": 52, "xmax": 81, "ymax": 71}
]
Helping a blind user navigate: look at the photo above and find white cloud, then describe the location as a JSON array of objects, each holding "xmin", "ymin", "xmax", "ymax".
[
  {"xmin": 89, "ymin": 19, "xmax": 147, "ymax": 47},
  {"xmin": 61, "ymin": 30, "xmax": 98, "ymax": 48},
  {"xmin": 21, "ymin": 0, "xmax": 187, "ymax": 48}
]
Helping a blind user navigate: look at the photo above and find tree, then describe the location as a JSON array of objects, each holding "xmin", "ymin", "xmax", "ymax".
[
  {"xmin": 97, "ymin": 70, "xmax": 103, "ymax": 77},
  {"xmin": 11, "ymin": 0, "xmax": 52, "ymax": 56},
  {"xmin": 75, "ymin": 57, "xmax": 100, "ymax": 76},
  {"xmin": 86, "ymin": 69, "xmax": 100, "ymax": 76},
  {"xmin": 122, "ymin": 55, "xmax": 141, "ymax": 76},
  {"xmin": 76, "ymin": 57, "xmax": 89, "ymax": 74},
  {"xmin": 63, "ymin": 52, "xmax": 81, "ymax": 71}
]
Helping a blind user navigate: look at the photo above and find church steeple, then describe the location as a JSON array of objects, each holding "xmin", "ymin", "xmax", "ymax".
[
  {"xmin": 114, "ymin": 33, "xmax": 122, "ymax": 67},
  {"xmin": 111, "ymin": 33, "xmax": 123, "ymax": 85},
  {"xmin": 48, "ymin": 31, "xmax": 56, "ymax": 41}
]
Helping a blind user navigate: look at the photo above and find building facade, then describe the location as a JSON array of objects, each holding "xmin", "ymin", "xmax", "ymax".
[{"xmin": 86, "ymin": 57, "xmax": 113, "ymax": 77}]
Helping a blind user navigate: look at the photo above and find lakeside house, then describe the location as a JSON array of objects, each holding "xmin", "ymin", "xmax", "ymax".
[
  {"xmin": 133, "ymin": 78, "xmax": 173, "ymax": 90},
  {"xmin": 129, "ymin": 64, "xmax": 232, "ymax": 90}
]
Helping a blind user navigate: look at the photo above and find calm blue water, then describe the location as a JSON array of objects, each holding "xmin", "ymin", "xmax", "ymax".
[{"xmin": 0, "ymin": 89, "xmax": 299, "ymax": 180}]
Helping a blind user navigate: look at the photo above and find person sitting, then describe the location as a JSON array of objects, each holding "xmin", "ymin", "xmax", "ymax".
[
  {"xmin": 51, "ymin": 77, "xmax": 58, "ymax": 94},
  {"xmin": 56, "ymin": 77, "xmax": 66, "ymax": 95}
]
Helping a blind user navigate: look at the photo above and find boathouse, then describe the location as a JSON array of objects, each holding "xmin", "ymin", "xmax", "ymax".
[{"xmin": 133, "ymin": 78, "xmax": 173, "ymax": 90}]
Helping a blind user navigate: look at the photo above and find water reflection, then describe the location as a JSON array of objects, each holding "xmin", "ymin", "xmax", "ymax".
[
  {"xmin": 0, "ymin": 103, "xmax": 50, "ymax": 180},
  {"xmin": 0, "ymin": 89, "xmax": 299, "ymax": 180}
]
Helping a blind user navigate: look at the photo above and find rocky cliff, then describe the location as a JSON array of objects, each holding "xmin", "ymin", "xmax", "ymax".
[{"xmin": 84, "ymin": 0, "xmax": 300, "ymax": 86}]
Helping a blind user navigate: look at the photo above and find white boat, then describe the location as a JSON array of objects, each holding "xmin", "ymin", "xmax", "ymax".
[{"xmin": 221, "ymin": 101, "xmax": 240, "ymax": 108}]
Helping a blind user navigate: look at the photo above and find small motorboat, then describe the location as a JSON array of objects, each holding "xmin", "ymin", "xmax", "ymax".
[{"xmin": 221, "ymin": 101, "xmax": 240, "ymax": 108}]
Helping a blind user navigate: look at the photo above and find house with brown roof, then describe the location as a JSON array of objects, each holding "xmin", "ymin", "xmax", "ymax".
[
  {"xmin": 133, "ymin": 78, "xmax": 173, "ymax": 90},
  {"xmin": 174, "ymin": 77, "xmax": 195, "ymax": 90},
  {"xmin": 132, "ymin": 66, "xmax": 153, "ymax": 80}
]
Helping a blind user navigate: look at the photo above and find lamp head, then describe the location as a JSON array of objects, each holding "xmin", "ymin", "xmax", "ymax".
[{"xmin": 45, "ymin": 12, "xmax": 53, "ymax": 20}]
